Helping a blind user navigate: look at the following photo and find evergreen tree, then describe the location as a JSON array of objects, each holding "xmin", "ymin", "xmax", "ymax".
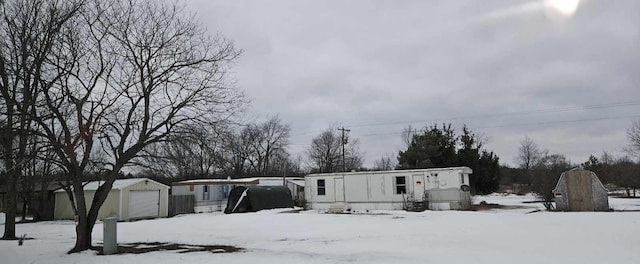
[
  {"xmin": 397, "ymin": 124, "xmax": 457, "ymax": 169},
  {"xmin": 397, "ymin": 124, "xmax": 501, "ymax": 194}
]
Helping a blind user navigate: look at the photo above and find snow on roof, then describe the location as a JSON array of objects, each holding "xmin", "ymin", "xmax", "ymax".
[
  {"xmin": 172, "ymin": 178, "xmax": 260, "ymax": 186},
  {"xmin": 172, "ymin": 177, "xmax": 305, "ymax": 186},
  {"xmin": 55, "ymin": 178, "xmax": 168, "ymax": 192},
  {"xmin": 289, "ymin": 180, "xmax": 305, "ymax": 187},
  {"xmin": 305, "ymin": 166, "xmax": 473, "ymax": 177}
]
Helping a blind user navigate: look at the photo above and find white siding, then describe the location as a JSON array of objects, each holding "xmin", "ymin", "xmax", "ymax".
[{"xmin": 305, "ymin": 167, "xmax": 472, "ymax": 211}]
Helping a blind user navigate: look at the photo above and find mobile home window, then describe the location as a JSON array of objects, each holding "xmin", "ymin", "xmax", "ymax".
[
  {"xmin": 395, "ymin": 176, "xmax": 406, "ymax": 194},
  {"xmin": 461, "ymin": 174, "xmax": 465, "ymax": 184},
  {"xmin": 203, "ymin": 185, "xmax": 210, "ymax": 200},
  {"xmin": 317, "ymin": 179, "xmax": 326, "ymax": 196},
  {"xmin": 222, "ymin": 185, "xmax": 230, "ymax": 199}
]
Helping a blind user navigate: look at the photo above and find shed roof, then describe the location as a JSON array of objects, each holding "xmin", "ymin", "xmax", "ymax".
[
  {"xmin": 289, "ymin": 180, "xmax": 305, "ymax": 187},
  {"xmin": 55, "ymin": 178, "xmax": 168, "ymax": 192}
]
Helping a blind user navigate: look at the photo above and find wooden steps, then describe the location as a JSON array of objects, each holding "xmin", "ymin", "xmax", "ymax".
[{"xmin": 328, "ymin": 203, "xmax": 346, "ymax": 213}]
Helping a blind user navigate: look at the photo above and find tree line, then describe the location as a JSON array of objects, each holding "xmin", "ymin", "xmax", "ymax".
[
  {"xmin": 140, "ymin": 116, "xmax": 303, "ymax": 180},
  {"xmin": 505, "ymin": 136, "xmax": 640, "ymax": 209}
]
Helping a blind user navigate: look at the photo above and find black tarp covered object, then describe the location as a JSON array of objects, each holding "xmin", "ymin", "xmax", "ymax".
[{"xmin": 224, "ymin": 186, "xmax": 294, "ymax": 214}]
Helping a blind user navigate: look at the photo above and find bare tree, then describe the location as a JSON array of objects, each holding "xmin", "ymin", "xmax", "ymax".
[
  {"xmin": 29, "ymin": 0, "xmax": 244, "ymax": 252},
  {"xmin": 626, "ymin": 120, "xmax": 640, "ymax": 158},
  {"xmin": 373, "ymin": 153, "xmax": 397, "ymax": 171},
  {"xmin": 306, "ymin": 127, "xmax": 363, "ymax": 173},
  {"xmin": 401, "ymin": 125, "xmax": 416, "ymax": 149},
  {"xmin": 246, "ymin": 116, "xmax": 291, "ymax": 175},
  {"xmin": 532, "ymin": 153, "xmax": 571, "ymax": 210},
  {"xmin": 307, "ymin": 128, "xmax": 341, "ymax": 173},
  {"xmin": 213, "ymin": 117, "xmax": 292, "ymax": 177},
  {"xmin": 610, "ymin": 156, "xmax": 640, "ymax": 197},
  {"xmin": 140, "ymin": 123, "xmax": 228, "ymax": 180},
  {"xmin": 516, "ymin": 136, "xmax": 545, "ymax": 171},
  {"xmin": 344, "ymin": 138, "xmax": 364, "ymax": 171},
  {"xmin": 0, "ymin": 0, "xmax": 81, "ymax": 240},
  {"xmin": 516, "ymin": 136, "xmax": 549, "ymax": 185}
]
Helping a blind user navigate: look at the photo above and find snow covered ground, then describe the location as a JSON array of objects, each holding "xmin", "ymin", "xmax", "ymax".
[{"xmin": 1, "ymin": 195, "xmax": 639, "ymax": 264}]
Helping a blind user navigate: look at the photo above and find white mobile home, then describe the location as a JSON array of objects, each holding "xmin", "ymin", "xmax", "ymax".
[{"xmin": 305, "ymin": 167, "xmax": 472, "ymax": 211}]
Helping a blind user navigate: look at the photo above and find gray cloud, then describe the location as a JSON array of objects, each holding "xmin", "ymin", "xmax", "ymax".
[{"xmin": 187, "ymin": 0, "xmax": 640, "ymax": 167}]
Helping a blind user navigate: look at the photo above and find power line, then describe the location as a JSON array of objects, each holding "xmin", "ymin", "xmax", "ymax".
[
  {"xmin": 347, "ymin": 100, "xmax": 640, "ymax": 129},
  {"xmin": 355, "ymin": 114, "xmax": 640, "ymax": 138},
  {"xmin": 287, "ymin": 100, "xmax": 640, "ymax": 139},
  {"xmin": 290, "ymin": 129, "xmax": 325, "ymax": 138}
]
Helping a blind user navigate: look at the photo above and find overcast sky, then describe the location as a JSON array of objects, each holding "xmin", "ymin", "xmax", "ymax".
[{"xmin": 186, "ymin": 0, "xmax": 640, "ymax": 167}]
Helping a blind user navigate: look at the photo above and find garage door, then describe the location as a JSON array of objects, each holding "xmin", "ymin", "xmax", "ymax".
[{"xmin": 129, "ymin": 190, "xmax": 160, "ymax": 219}]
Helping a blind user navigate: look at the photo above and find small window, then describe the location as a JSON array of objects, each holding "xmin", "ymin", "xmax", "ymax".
[
  {"xmin": 460, "ymin": 174, "xmax": 465, "ymax": 184},
  {"xmin": 189, "ymin": 185, "xmax": 194, "ymax": 192},
  {"xmin": 317, "ymin": 179, "xmax": 326, "ymax": 196},
  {"xmin": 222, "ymin": 185, "xmax": 229, "ymax": 199},
  {"xmin": 395, "ymin": 176, "xmax": 406, "ymax": 194},
  {"xmin": 203, "ymin": 185, "xmax": 210, "ymax": 200}
]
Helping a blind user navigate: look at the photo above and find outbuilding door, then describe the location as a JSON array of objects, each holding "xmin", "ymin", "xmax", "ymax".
[
  {"xmin": 566, "ymin": 170, "xmax": 594, "ymax": 211},
  {"xmin": 129, "ymin": 190, "xmax": 160, "ymax": 219}
]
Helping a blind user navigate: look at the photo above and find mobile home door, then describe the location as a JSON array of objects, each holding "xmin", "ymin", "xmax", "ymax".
[{"xmin": 412, "ymin": 174, "xmax": 425, "ymax": 200}]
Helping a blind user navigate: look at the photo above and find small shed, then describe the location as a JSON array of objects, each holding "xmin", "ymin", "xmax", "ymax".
[
  {"xmin": 224, "ymin": 186, "xmax": 294, "ymax": 214},
  {"xmin": 54, "ymin": 178, "xmax": 169, "ymax": 221},
  {"xmin": 552, "ymin": 169, "xmax": 609, "ymax": 211}
]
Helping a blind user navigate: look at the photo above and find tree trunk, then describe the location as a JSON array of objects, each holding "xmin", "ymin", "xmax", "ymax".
[
  {"xmin": 69, "ymin": 214, "xmax": 94, "ymax": 253},
  {"xmin": 68, "ymin": 179, "xmax": 90, "ymax": 253},
  {"xmin": 21, "ymin": 199, "xmax": 27, "ymax": 221},
  {"xmin": 68, "ymin": 176, "xmax": 116, "ymax": 253},
  {"xmin": 2, "ymin": 176, "xmax": 17, "ymax": 240},
  {"xmin": 35, "ymin": 180, "xmax": 50, "ymax": 221}
]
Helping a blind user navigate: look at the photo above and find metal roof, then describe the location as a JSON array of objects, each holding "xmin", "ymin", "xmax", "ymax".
[
  {"xmin": 172, "ymin": 178, "xmax": 260, "ymax": 186},
  {"xmin": 54, "ymin": 178, "xmax": 168, "ymax": 192},
  {"xmin": 305, "ymin": 166, "xmax": 473, "ymax": 178}
]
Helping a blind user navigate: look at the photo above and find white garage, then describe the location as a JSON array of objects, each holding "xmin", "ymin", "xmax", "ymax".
[{"xmin": 54, "ymin": 178, "xmax": 169, "ymax": 221}]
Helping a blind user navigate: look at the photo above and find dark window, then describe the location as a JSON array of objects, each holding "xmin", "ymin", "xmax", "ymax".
[
  {"xmin": 203, "ymin": 185, "xmax": 210, "ymax": 200},
  {"xmin": 395, "ymin": 176, "xmax": 406, "ymax": 194},
  {"xmin": 222, "ymin": 185, "xmax": 229, "ymax": 199},
  {"xmin": 460, "ymin": 174, "xmax": 465, "ymax": 184},
  {"xmin": 317, "ymin": 179, "xmax": 326, "ymax": 196}
]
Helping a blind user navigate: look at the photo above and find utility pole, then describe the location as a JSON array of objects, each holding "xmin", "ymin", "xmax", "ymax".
[{"xmin": 338, "ymin": 127, "xmax": 350, "ymax": 172}]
